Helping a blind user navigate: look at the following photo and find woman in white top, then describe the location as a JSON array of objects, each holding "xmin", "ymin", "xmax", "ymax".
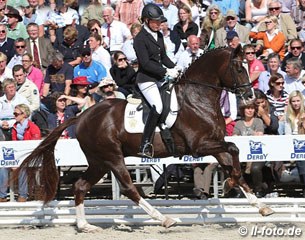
[{"xmin": 245, "ymin": 0, "xmax": 269, "ymax": 28}]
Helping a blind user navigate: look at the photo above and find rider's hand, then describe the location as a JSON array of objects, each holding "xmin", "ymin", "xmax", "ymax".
[{"xmin": 166, "ymin": 68, "xmax": 179, "ymax": 79}]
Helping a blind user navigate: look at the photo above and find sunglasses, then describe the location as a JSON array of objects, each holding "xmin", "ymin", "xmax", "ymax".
[
  {"xmin": 117, "ymin": 57, "xmax": 127, "ymax": 62},
  {"xmin": 13, "ymin": 112, "xmax": 23, "ymax": 117},
  {"xmin": 210, "ymin": 11, "xmax": 218, "ymax": 15},
  {"xmin": 15, "ymin": 45, "xmax": 25, "ymax": 48},
  {"xmin": 57, "ymin": 98, "xmax": 66, "ymax": 102},
  {"xmin": 269, "ymin": 7, "xmax": 280, "ymax": 11},
  {"xmin": 81, "ymin": 53, "xmax": 91, "ymax": 57},
  {"xmin": 291, "ymin": 46, "xmax": 302, "ymax": 50},
  {"xmin": 245, "ymin": 51, "xmax": 255, "ymax": 55},
  {"xmin": 274, "ymin": 81, "xmax": 284, "ymax": 86},
  {"xmin": 226, "ymin": 17, "xmax": 235, "ymax": 21},
  {"xmin": 22, "ymin": 59, "xmax": 31, "ymax": 62},
  {"xmin": 102, "ymin": 84, "xmax": 114, "ymax": 88},
  {"xmin": 90, "ymin": 28, "xmax": 98, "ymax": 32},
  {"xmin": 0, "ymin": 8, "xmax": 4, "ymax": 12},
  {"xmin": 265, "ymin": 21, "xmax": 272, "ymax": 24},
  {"xmin": 0, "ymin": 30, "xmax": 5, "ymax": 34}
]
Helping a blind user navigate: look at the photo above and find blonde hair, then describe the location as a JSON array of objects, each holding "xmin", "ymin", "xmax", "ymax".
[
  {"xmin": 2, "ymin": 78, "xmax": 16, "ymax": 90},
  {"xmin": 0, "ymin": 52, "xmax": 7, "ymax": 62},
  {"xmin": 15, "ymin": 104, "xmax": 31, "ymax": 118},
  {"xmin": 286, "ymin": 90, "xmax": 305, "ymax": 130},
  {"xmin": 266, "ymin": 15, "xmax": 279, "ymax": 28},
  {"xmin": 201, "ymin": 4, "xmax": 224, "ymax": 31},
  {"xmin": 179, "ymin": 5, "xmax": 193, "ymax": 22}
]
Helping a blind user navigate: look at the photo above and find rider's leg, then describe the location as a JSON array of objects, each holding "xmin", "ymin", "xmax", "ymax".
[{"xmin": 138, "ymin": 82, "xmax": 163, "ymax": 158}]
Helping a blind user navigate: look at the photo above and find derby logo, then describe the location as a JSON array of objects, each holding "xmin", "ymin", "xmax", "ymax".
[
  {"xmin": 247, "ymin": 140, "xmax": 268, "ymax": 160},
  {"xmin": 291, "ymin": 139, "xmax": 305, "ymax": 159},
  {"xmin": 2, "ymin": 147, "xmax": 14, "ymax": 160}
]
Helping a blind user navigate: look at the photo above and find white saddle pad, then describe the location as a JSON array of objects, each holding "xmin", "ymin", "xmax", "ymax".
[{"xmin": 124, "ymin": 88, "xmax": 179, "ymax": 133}]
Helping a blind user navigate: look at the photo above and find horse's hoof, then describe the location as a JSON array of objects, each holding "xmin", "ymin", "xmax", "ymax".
[
  {"xmin": 162, "ymin": 216, "xmax": 176, "ymax": 228},
  {"xmin": 259, "ymin": 207, "xmax": 274, "ymax": 217},
  {"xmin": 78, "ymin": 223, "xmax": 101, "ymax": 233},
  {"xmin": 222, "ymin": 178, "xmax": 234, "ymax": 195}
]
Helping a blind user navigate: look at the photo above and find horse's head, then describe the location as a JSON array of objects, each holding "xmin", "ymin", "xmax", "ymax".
[{"xmin": 227, "ymin": 45, "xmax": 254, "ymax": 102}]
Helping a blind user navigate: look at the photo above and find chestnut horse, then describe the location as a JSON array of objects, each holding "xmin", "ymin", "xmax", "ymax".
[{"xmin": 18, "ymin": 46, "xmax": 273, "ymax": 232}]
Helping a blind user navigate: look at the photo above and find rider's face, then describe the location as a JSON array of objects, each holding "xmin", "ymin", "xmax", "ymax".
[{"xmin": 148, "ymin": 19, "xmax": 162, "ymax": 32}]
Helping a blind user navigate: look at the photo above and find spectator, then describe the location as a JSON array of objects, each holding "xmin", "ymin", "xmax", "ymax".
[
  {"xmin": 22, "ymin": 3, "xmax": 39, "ymax": 26},
  {"xmin": 250, "ymin": 15, "xmax": 286, "ymax": 61},
  {"xmin": 266, "ymin": 73, "xmax": 289, "ymax": 134},
  {"xmin": 0, "ymin": 52, "xmax": 13, "ymax": 83},
  {"xmin": 245, "ymin": 0, "xmax": 268, "ymax": 28},
  {"xmin": 233, "ymin": 101, "xmax": 265, "ymax": 197},
  {"xmin": 73, "ymin": 48, "xmax": 107, "ymax": 93},
  {"xmin": 281, "ymin": 39, "xmax": 305, "ymax": 71},
  {"xmin": 265, "ymin": 0, "xmax": 297, "ymax": 42},
  {"xmin": 81, "ymin": 0, "xmax": 104, "ymax": 26},
  {"xmin": 13, "ymin": 64, "xmax": 40, "ymax": 112},
  {"xmin": 284, "ymin": 90, "xmax": 305, "ymax": 187},
  {"xmin": 96, "ymin": 77, "xmax": 126, "ymax": 100},
  {"xmin": 122, "ymin": 22, "xmax": 141, "ymax": 66},
  {"xmin": 88, "ymin": 33, "xmax": 111, "ymax": 76},
  {"xmin": 110, "ymin": 50, "xmax": 136, "ymax": 97},
  {"xmin": 173, "ymin": 4, "xmax": 198, "ymax": 49},
  {"xmin": 226, "ymin": 30, "xmax": 242, "ymax": 49},
  {"xmin": 5, "ymin": 6, "xmax": 29, "ymax": 40},
  {"xmin": 160, "ymin": 20, "xmax": 184, "ymax": 63},
  {"xmin": 46, "ymin": 91, "xmax": 81, "ymax": 139},
  {"xmin": 0, "ymin": 23, "xmax": 15, "ymax": 63},
  {"xmin": 258, "ymin": 53, "xmax": 286, "ymax": 93},
  {"xmin": 212, "ymin": 0, "xmax": 240, "ymax": 16},
  {"xmin": 7, "ymin": 38, "xmax": 27, "ymax": 70},
  {"xmin": 114, "ymin": 0, "xmax": 143, "ymax": 29},
  {"xmin": 243, "ymin": 44, "xmax": 265, "ymax": 88},
  {"xmin": 284, "ymin": 57, "xmax": 305, "ymax": 95},
  {"xmin": 221, "ymin": 90, "xmax": 238, "ymax": 136},
  {"xmin": 101, "ymin": 6, "xmax": 132, "ymax": 53},
  {"xmin": 177, "ymin": 35, "xmax": 203, "ymax": 70},
  {"xmin": 215, "ymin": 9, "xmax": 250, "ymax": 47},
  {"xmin": 0, "ymin": 103, "xmax": 40, "ymax": 203},
  {"xmin": 42, "ymin": 51, "xmax": 73, "ymax": 98},
  {"xmin": 87, "ymin": 19, "xmax": 108, "ymax": 49},
  {"xmin": 22, "ymin": 53, "xmax": 44, "ymax": 95},
  {"xmin": 200, "ymin": 4, "xmax": 224, "ymax": 49},
  {"xmin": 54, "ymin": 26, "xmax": 83, "ymax": 67},
  {"xmin": 25, "ymin": 23, "xmax": 55, "ymax": 70},
  {"xmin": 160, "ymin": 0, "xmax": 179, "ymax": 30},
  {"xmin": 178, "ymin": 0, "xmax": 201, "ymax": 34},
  {"xmin": 0, "ymin": 78, "xmax": 29, "ymax": 139},
  {"xmin": 291, "ymin": 0, "xmax": 305, "ymax": 41}
]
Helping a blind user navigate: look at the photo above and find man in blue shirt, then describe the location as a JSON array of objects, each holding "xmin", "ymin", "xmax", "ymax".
[{"xmin": 213, "ymin": 0, "xmax": 240, "ymax": 16}]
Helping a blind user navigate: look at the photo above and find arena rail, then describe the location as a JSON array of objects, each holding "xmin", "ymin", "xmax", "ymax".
[{"xmin": 0, "ymin": 199, "xmax": 304, "ymax": 226}]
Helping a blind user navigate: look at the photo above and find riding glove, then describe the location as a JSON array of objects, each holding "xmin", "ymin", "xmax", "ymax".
[{"xmin": 166, "ymin": 68, "xmax": 179, "ymax": 79}]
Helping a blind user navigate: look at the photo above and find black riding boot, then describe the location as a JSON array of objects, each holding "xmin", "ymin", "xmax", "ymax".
[
  {"xmin": 138, "ymin": 107, "xmax": 160, "ymax": 158},
  {"xmin": 160, "ymin": 127, "xmax": 177, "ymax": 156}
]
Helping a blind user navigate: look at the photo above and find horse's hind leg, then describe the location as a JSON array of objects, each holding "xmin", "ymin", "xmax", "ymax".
[
  {"xmin": 110, "ymin": 158, "xmax": 176, "ymax": 228},
  {"xmin": 214, "ymin": 142, "xmax": 274, "ymax": 216},
  {"xmin": 73, "ymin": 164, "xmax": 109, "ymax": 232}
]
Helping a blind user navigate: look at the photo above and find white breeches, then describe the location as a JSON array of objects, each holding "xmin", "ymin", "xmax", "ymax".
[{"xmin": 138, "ymin": 82, "xmax": 163, "ymax": 114}]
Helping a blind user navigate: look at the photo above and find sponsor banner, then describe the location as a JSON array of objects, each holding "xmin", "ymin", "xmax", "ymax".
[{"xmin": 0, "ymin": 135, "xmax": 305, "ymax": 167}]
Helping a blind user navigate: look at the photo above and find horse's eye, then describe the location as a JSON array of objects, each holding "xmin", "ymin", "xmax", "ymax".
[{"xmin": 237, "ymin": 68, "xmax": 243, "ymax": 73}]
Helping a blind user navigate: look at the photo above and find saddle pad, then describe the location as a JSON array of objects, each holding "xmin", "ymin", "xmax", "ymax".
[{"xmin": 124, "ymin": 89, "xmax": 179, "ymax": 133}]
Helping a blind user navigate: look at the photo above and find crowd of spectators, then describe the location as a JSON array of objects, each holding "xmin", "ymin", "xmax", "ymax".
[{"xmin": 1, "ymin": 0, "xmax": 305, "ymax": 201}]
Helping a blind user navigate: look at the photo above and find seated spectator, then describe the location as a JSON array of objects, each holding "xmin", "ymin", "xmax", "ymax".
[
  {"xmin": 13, "ymin": 64, "xmax": 40, "ymax": 113},
  {"xmin": 47, "ymin": 91, "xmax": 82, "ymax": 139},
  {"xmin": 81, "ymin": 0, "xmax": 104, "ymax": 26},
  {"xmin": 160, "ymin": 0, "xmax": 179, "ymax": 30},
  {"xmin": 22, "ymin": 53, "xmax": 44, "ymax": 96},
  {"xmin": 0, "ymin": 78, "xmax": 29, "ymax": 140},
  {"xmin": 284, "ymin": 90, "xmax": 305, "ymax": 187},
  {"xmin": 110, "ymin": 51, "xmax": 136, "ymax": 97},
  {"xmin": 215, "ymin": 9, "xmax": 250, "ymax": 47},
  {"xmin": 88, "ymin": 33, "xmax": 111, "ymax": 76},
  {"xmin": 0, "ymin": 103, "xmax": 41, "ymax": 202},
  {"xmin": 5, "ymin": 6, "xmax": 29, "ymax": 40},
  {"xmin": 114, "ymin": 0, "xmax": 143, "ymax": 29},
  {"xmin": 249, "ymin": 15, "xmax": 286, "ymax": 61},
  {"xmin": 42, "ymin": 51, "xmax": 74, "ymax": 98},
  {"xmin": 96, "ymin": 77, "xmax": 126, "ymax": 101},
  {"xmin": 284, "ymin": 57, "xmax": 305, "ymax": 95},
  {"xmin": 54, "ymin": 26, "xmax": 83, "ymax": 67},
  {"xmin": 199, "ymin": 4, "xmax": 224, "ymax": 49},
  {"xmin": 266, "ymin": 73, "xmax": 289, "ymax": 135},
  {"xmin": 220, "ymin": 90, "xmax": 237, "ymax": 136},
  {"xmin": 243, "ymin": 44, "xmax": 265, "ymax": 88},
  {"xmin": 173, "ymin": 4, "xmax": 199, "ymax": 49},
  {"xmin": 281, "ymin": 39, "xmax": 305, "ymax": 71},
  {"xmin": 177, "ymin": 35, "xmax": 204, "ymax": 71},
  {"xmin": 122, "ymin": 23, "xmax": 141, "ymax": 66},
  {"xmin": 0, "ymin": 23, "xmax": 15, "ymax": 63},
  {"xmin": 233, "ymin": 100, "xmax": 265, "ymax": 197},
  {"xmin": 0, "ymin": 52, "xmax": 13, "ymax": 83},
  {"xmin": 245, "ymin": 0, "xmax": 268, "ymax": 29},
  {"xmin": 212, "ymin": 0, "xmax": 240, "ymax": 16},
  {"xmin": 160, "ymin": 20, "xmax": 184, "ymax": 63},
  {"xmin": 258, "ymin": 53, "xmax": 286, "ymax": 93},
  {"xmin": 178, "ymin": 0, "xmax": 201, "ymax": 34},
  {"xmin": 7, "ymin": 38, "xmax": 27, "ymax": 69},
  {"xmin": 226, "ymin": 31, "xmax": 242, "ymax": 48},
  {"xmin": 87, "ymin": 19, "xmax": 108, "ymax": 50}
]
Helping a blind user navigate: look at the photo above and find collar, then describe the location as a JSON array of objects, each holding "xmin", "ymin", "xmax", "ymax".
[
  {"xmin": 144, "ymin": 24, "xmax": 158, "ymax": 41},
  {"xmin": 0, "ymin": 37, "xmax": 7, "ymax": 47}
]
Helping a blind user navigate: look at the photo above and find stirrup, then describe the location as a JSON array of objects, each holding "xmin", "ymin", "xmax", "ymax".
[{"xmin": 138, "ymin": 142, "xmax": 154, "ymax": 158}]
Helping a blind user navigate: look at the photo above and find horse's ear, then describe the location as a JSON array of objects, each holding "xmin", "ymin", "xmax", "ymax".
[{"xmin": 232, "ymin": 44, "xmax": 243, "ymax": 59}]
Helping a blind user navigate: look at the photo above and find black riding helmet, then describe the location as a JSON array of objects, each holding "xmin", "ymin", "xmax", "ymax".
[{"xmin": 141, "ymin": 3, "xmax": 167, "ymax": 23}]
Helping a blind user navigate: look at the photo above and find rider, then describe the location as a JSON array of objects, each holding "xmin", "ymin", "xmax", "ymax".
[{"xmin": 134, "ymin": 3, "xmax": 179, "ymax": 158}]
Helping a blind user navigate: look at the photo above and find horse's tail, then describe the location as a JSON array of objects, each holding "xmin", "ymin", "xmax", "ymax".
[{"xmin": 17, "ymin": 116, "xmax": 79, "ymax": 203}]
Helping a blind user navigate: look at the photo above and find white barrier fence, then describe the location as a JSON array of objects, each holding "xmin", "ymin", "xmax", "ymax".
[
  {"xmin": 0, "ymin": 199, "xmax": 304, "ymax": 226},
  {"xmin": 1, "ymin": 135, "xmax": 305, "ymax": 168}
]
